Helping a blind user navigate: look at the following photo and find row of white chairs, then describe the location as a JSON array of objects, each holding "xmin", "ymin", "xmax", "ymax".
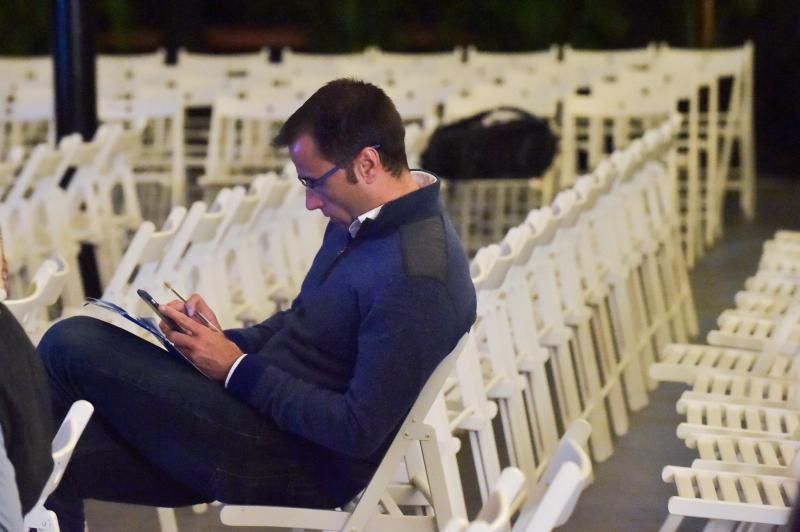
[
  {"xmin": 5, "ymin": 114, "xmax": 693, "ymax": 530},
  {"xmin": 187, "ymin": 117, "xmax": 695, "ymax": 529},
  {"xmin": 219, "ymin": 119, "xmax": 691, "ymax": 531},
  {"xmin": 0, "ymin": 123, "xmax": 145, "ymax": 339},
  {"xmin": 196, "ymin": 44, "xmax": 751, "ymax": 257},
  {"xmin": 650, "ymin": 232, "xmax": 800, "ymax": 530},
  {"xmin": 1, "ymin": 163, "xmax": 543, "ymax": 532},
  {"xmin": 0, "ymin": 42, "xmax": 754, "ymax": 233}
]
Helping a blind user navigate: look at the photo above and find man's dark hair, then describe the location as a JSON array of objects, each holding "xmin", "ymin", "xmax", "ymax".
[{"xmin": 273, "ymin": 78, "xmax": 409, "ymax": 180}]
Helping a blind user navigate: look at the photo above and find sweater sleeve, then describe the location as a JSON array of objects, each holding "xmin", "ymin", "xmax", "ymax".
[
  {"xmin": 225, "ymin": 277, "xmax": 462, "ymax": 458},
  {"xmin": 224, "ymin": 302, "xmax": 295, "ymax": 354}
]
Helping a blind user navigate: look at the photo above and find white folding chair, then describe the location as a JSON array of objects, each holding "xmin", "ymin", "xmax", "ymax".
[
  {"xmin": 0, "ymin": 55, "xmax": 52, "ymax": 87},
  {"xmin": 214, "ymin": 174, "xmax": 293, "ymax": 322},
  {"xmin": 0, "ymin": 145, "xmax": 23, "ymax": 198},
  {"xmin": 1, "ymin": 143, "xmax": 85, "ymax": 311},
  {"xmin": 582, "ymin": 180, "xmax": 652, "ymax": 412},
  {"xmin": 441, "ymin": 332, "xmax": 504, "ymax": 506},
  {"xmin": 3, "ymin": 256, "xmax": 69, "ymax": 341},
  {"xmin": 97, "ymin": 49, "xmax": 166, "ymax": 80},
  {"xmin": 0, "ymin": 85, "xmax": 54, "ymax": 157},
  {"xmin": 199, "ymin": 93, "xmax": 299, "ymax": 193},
  {"xmin": 441, "ymin": 467, "xmax": 525, "ymax": 532},
  {"xmin": 465, "ymin": 46, "xmax": 559, "ymax": 81},
  {"xmin": 513, "ymin": 419, "xmax": 593, "ymax": 532},
  {"xmin": 660, "ymin": 42, "xmax": 755, "ymax": 222},
  {"xmin": 470, "ymin": 246, "xmax": 542, "ymax": 486},
  {"xmin": 561, "ymin": 43, "xmax": 659, "ymax": 76},
  {"xmin": 221, "ymin": 334, "xmax": 470, "ymax": 532},
  {"xmin": 23, "ymin": 400, "xmax": 94, "ymax": 532},
  {"xmin": 98, "ymin": 206, "xmax": 187, "ymax": 330},
  {"xmin": 158, "ymin": 188, "xmax": 244, "ymax": 329},
  {"xmin": 176, "ymin": 48, "xmax": 269, "ymax": 79},
  {"xmin": 660, "ymin": 465, "xmax": 796, "ymax": 531},
  {"xmin": 705, "ymin": 303, "xmax": 800, "ymax": 354},
  {"xmin": 100, "ymin": 88, "xmax": 186, "ymax": 222}
]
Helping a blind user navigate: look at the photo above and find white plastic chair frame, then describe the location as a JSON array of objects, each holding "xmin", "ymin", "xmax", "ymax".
[
  {"xmin": 23, "ymin": 400, "xmax": 94, "ymax": 532},
  {"xmin": 560, "ymin": 43, "xmax": 659, "ymax": 76},
  {"xmin": 0, "ymin": 145, "xmax": 23, "ymax": 198},
  {"xmin": 200, "ymin": 93, "xmax": 298, "ymax": 192},
  {"xmin": 100, "ymin": 88, "xmax": 187, "ymax": 215},
  {"xmin": 513, "ymin": 419, "xmax": 593, "ymax": 532},
  {"xmin": 3, "ymin": 256, "xmax": 69, "ymax": 341},
  {"xmin": 660, "ymin": 42, "xmax": 756, "ymax": 222},
  {"xmin": 99, "ymin": 206, "xmax": 188, "ymax": 330},
  {"xmin": 176, "ymin": 48, "xmax": 269, "ymax": 78},
  {"xmin": 221, "ymin": 334, "xmax": 470, "ymax": 532},
  {"xmin": 660, "ymin": 465, "xmax": 796, "ymax": 530},
  {"xmin": 441, "ymin": 467, "xmax": 525, "ymax": 532},
  {"xmin": 0, "ymin": 85, "xmax": 54, "ymax": 156}
]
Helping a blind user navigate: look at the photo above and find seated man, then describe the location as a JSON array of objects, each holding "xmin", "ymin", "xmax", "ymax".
[{"xmin": 38, "ymin": 79, "xmax": 476, "ymax": 531}]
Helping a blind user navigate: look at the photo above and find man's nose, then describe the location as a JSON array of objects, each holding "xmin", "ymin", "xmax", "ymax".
[{"xmin": 305, "ymin": 188, "xmax": 324, "ymax": 211}]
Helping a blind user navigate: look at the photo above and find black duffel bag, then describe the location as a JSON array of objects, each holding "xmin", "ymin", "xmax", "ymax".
[{"xmin": 421, "ymin": 107, "xmax": 558, "ymax": 180}]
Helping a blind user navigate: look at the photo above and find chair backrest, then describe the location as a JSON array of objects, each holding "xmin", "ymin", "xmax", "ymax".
[
  {"xmin": 561, "ymin": 43, "xmax": 658, "ymax": 72},
  {"xmin": 0, "ymin": 56, "xmax": 52, "ymax": 86},
  {"xmin": 201, "ymin": 92, "xmax": 299, "ymax": 188},
  {"xmin": 4, "ymin": 257, "xmax": 69, "ymax": 338},
  {"xmin": 102, "ymin": 206, "xmax": 187, "ymax": 310},
  {"xmin": 97, "ymin": 49, "xmax": 166, "ymax": 80},
  {"xmin": 159, "ymin": 188, "xmax": 243, "ymax": 327},
  {"xmin": 5, "ymin": 143, "xmax": 65, "ymax": 206},
  {"xmin": 466, "ymin": 46, "xmax": 559, "ymax": 80},
  {"xmin": 0, "ymin": 146, "xmax": 23, "ymax": 199},
  {"xmin": 23, "ymin": 400, "xmax": 94, "ymax": 532},
  {"xmin": 99, "ymin": 88, "xmax": 186, "ymax": 209},
  {"xmin": 177, "ymin": 48, "xmax": 269, "ymax": 77},
  {"xmin": 0, "ymin": 86, "xmax": 54, "ymax": 153},
  {"xmin": 513, "ymin": 419, "xmax": 592, "ymax": 532},
  {"xmin": 343, "ymin": 333, "xmax": 470, "ymax": 531},
  {"xmin": 442, "ymin": 467, "xmax": 526, "ymax": 532},
  {"xmin": 560, "ymin": 81, "xmax": 671, "ymax": 186},
  {"xmin": 215, "ymin": 175, "xmax": 292, "ymax": 320}
]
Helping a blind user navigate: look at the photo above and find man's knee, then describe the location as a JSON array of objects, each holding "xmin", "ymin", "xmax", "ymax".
[{"xmin": 38, "ymin": 316, "xmax": 107, "ymax": 372}]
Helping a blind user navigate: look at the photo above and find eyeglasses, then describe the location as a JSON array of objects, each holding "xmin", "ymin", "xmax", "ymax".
[
  {"xmin": 297, "ymin": 144, "xmax": 381, "ymax": 190},
  {"xmin": 297, "ymin": 163, "xmax": 341, "ymax": 190}
]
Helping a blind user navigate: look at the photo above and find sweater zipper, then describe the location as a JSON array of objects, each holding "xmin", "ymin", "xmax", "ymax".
[{"xmin": 320, "ymin": 239, "xmax": 358, "ymax": 284}]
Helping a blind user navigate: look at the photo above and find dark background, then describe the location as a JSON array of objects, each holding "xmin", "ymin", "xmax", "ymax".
[{"xmin": 1, "ymin": 0, "xmax": 798, "ymax": 175}]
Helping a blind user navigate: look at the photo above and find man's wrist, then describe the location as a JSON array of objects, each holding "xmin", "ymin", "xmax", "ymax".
[{"xmin": 224, "ymin": 353, "xmax": 248, "ymax": 388}]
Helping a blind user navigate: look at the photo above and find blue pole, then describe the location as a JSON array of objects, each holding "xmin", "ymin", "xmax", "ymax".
[
  {"xmin": 53, "ymin": 0, "xmax": 101, "ymax": 297},
  {"xmin": 52, "ymin": 0, "xmax": 97, "ymax": 141}
]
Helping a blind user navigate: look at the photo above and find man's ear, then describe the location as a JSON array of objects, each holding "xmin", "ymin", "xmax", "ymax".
[{"xmin": 354, "ymin": 146, "xmax": 381, "ymax": 184}]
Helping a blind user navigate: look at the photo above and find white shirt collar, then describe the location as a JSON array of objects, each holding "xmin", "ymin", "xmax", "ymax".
[
  {"xmin": 347, "ymin": 171, "xmax": 438, "ymax": 238},
  {"xmin": 348, "ymin": 205, "xmax": 383, "ymax": 238}
]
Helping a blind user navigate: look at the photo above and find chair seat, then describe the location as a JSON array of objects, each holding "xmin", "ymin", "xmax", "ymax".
[{"xmin": 662, "ymin": 465, "xmax": 796, "ymax": 526}]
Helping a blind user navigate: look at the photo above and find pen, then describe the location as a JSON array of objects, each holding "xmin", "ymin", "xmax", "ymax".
[{"xmin": 163, "ymin": 282, "xmax": 221, "ymax": 333}]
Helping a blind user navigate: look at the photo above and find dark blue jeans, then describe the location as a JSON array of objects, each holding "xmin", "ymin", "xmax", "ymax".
[{"xmin": 38, "ymin": 316, "xmax": 366, "ymax": 532}]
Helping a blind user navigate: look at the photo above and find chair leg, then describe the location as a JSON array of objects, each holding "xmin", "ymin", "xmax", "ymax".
[
  {"xmin": 658, "ymin": 513, "xmax": 684, "ymax": 532},
  {"xmin": 156, "ymin": 507, "xmax": 179, "ymax": 532}
]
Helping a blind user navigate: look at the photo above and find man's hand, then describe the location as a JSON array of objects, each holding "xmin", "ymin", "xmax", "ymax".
[
  {"xmin": 159, "ymin": 293, "xmax": 223, "ymax": 332},
  {"xmin": 159, "ymin": 303, "xmax": 243, "ymax": 382}
]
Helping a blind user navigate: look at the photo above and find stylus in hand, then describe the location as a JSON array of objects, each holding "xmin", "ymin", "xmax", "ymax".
[{"xmin": 163, "ymin": 282, "xmax": 221, "ymax": 333}]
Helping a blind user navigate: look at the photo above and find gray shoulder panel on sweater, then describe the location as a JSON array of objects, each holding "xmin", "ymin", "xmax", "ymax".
[{"xmin": 399, "ymin": 216, "xmax": 448, "ymax": 283}]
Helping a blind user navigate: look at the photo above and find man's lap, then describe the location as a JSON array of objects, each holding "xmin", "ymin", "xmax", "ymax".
[{"xmin": 38, "ymin": 316, "xmax": 347, "ymax": 507}]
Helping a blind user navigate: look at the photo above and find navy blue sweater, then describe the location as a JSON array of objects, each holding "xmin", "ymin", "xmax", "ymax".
[{"xmin": 225, "ymin": 175, "xmax": 475, "ymax": 498}]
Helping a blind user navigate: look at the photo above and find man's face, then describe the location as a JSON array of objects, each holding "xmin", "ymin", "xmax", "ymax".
[{"xmin": 290, "ymin": 134, "xmax": 359, "ymax": 226}]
